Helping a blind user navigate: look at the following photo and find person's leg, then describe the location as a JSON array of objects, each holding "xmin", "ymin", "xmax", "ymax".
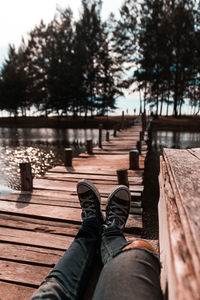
[
  {"xmin": 93, "ymin": 241, "xmax": 163, "ymax": 300},
  {"xmin": 93, "ymin": 186, "xmax": 163, "ymax": 300},
  {"xmin": 30, "ymin": 180, "xmax": 104, "ymax": 300},
  {"xmin": 101, "ymin": 185, "xmax": 131, "ymax": 264}
]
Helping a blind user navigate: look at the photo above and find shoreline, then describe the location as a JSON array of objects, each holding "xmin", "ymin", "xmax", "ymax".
[
  {"xmin": 0, "ymin": 115, "xmax": 199, "ymax": 131},
  {"xmin": 151, "ymin": 116, "xmax": 200, "ymax": 132},
  {"xmin": 0, "ymin": 115, "xmax": 135, "ymax": 129}
]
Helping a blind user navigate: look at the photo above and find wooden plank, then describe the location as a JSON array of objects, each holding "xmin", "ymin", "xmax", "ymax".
[
  {"xmin": 0, "ymin": 195, "xmax": 82, "ymax": 209},
  {"xmin": 126, "ymin": 213, "xmax": 142, "ymax": 230},
  {"xmin": 130, "ymin": 207, "xmax": 143, "ymax": 215},
  {"xmin": 0, "ymin": 243, "xmax": 64, "ymax": 266},
  {"xmin": 163, "ymin": 148, "xmax": 200, "ymax": 276},
  {"xmin": 42, "ymin": 172, "xmax": 143, "ymax": 185},
  {"xmin": 0, "ymin": 200, "xmax": 82, "ymax": 223},
  {"xmin": 0, "ymin": 213, "xmax": 80, "ymax": 236},
  {"xmin": 33, "ymin": 179, "xmax": 144, "ymax": 193},
  {"xmin": 48, "ymin": 165, "xmax": 144, "ymax": 177},
  {"xmin": 0, "ymin": 207, "xmax": 141, "ymax": 233},
  {"xmin": 188, "ymin": 148, "xmax": 200, "ymax": 160},
  {"xmin": 0, "ymin": 261, "xmax": 51, "ymax": 286},
  {"xmin": 30, "ymin": 187, "xmax": 142, "ymax": 200},
  {"xmin": 0, "ymin": 282, "xmax": 35, "ymax": 300},
  {"xmin": 0, "ymin": 196, "xmax": 141, "ymax": 212},
  {"xmin": 159, "ymin": 157, "xmax": 200, "ymax": 299},
  {"xmin": 0, "ymin": 227, "xmax": 74, "ymax": 250}
]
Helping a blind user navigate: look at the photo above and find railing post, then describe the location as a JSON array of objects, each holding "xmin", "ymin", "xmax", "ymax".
[
  {"xmin": 114, "ymin": 125, "xmax": 117, "ymax": 137},
  {"xmin": 98, "ymin": 124, "xmax": 103, "ymax": 148},
  {"xmin": 129, "ymin": 150, "xmax": 139, "ymax": 170},
  {"xmin": 117, "ymin": 169, "xmax": 129, "ymax": 187},
  {"xmin": 20, "ymin": 163, "xmax": 33, "ymax": 191},
  {"xmin": 140, "ymin": 131, "xmax": 144, "ymax": 141},
  {"xmin": 142, "ymin": 112, "xmax": 146, "ymax": 131},
  {"xmin": 121, "ymin": 111, "xmax": 125, "ymax": 130},
  {"xmin": 106, "ymin": 131, "xmax": 110, "ymax": 142},
  {"xmin": 86, "ymin": 140, "xmax": 93, "ymax": 154},
  {"xmin": 137, "ymin": 141, "xmax": 142, "ymax": 155},
  {"xmin": 64, "ymin": 148, "xmax": 72, "ymax": 167}
]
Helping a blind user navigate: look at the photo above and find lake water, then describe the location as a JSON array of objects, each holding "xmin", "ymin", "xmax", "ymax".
[
  {"xmin": 152, "ymin": 131, "xmax": 200, "ymax": 151},
  {"xmin": 0, "ymin": 128, "xmax": 199, "ymax": 193},
  {"xmin": 0, "ymin": 128, "xmax": 111, "ymax": 192}
]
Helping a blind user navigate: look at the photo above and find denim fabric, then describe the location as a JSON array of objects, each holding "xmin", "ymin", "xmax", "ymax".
[
  {"xmin": 101, "ymin": 224, "xmax": 129, "ymax": 264},
  {"xmin": 30, "ymin": 217, "xmax": 100, "ymax": 300},
  {"xmin": 93, "ymin": 248, "xmax": 163, "ymax": 300}
]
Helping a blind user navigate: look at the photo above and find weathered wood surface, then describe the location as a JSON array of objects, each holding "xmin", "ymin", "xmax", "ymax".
[
  {"xmin": 159, "ymin": 148, "xmax": 200, "ymax": 300},
  {"xmin": 0, "ymin": 123, "xmax": 148, "ymax": 298}
]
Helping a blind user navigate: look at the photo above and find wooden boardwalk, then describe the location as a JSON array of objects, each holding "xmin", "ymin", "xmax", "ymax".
[{"xmin": 0, "ymin": 123, "xmax": 148, "ymax": 299}]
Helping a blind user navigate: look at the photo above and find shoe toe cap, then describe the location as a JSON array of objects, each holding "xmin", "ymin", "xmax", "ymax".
[{"xmin": 115, "ymin": 189, "xmax": 130, "ymax": 201}]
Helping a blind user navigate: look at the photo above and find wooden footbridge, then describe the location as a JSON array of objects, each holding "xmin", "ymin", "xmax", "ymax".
[{"xmin": 0, "ymin": 119, "xmax": 149, "ymax": 299}]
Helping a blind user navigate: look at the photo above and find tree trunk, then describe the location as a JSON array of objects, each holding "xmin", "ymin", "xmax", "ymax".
[
  {"xmin": 160, "ymin": 93, "xmax": 164, "ymax": 116},
  {"xmin": 173, "ymin": 93, "xmax": 178, "ymax": 118},
  {"xmin": 139, "ymin": 89, "xmax": 142, "ymax": 114},
  {"xmin": 156, "ymin": 94, "xmax": 159, "ymax": 116},
  {"xmin": 166, "ymin": 102, "xmax": 169, "ymax": 116}
]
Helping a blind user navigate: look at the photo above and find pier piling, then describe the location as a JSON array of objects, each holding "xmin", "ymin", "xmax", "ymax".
[
  {"xmin": 20, "ymin": 163, "xmax": 33, "ymax": 191},
  {"xmin": 64, "ymin": 148, "xmax": 73, "ymax": 167},
  {"xmin": 129, "ymin": 150, "xmax": 139, "ymax": 170},
  {"xmin": 117, "ymin": 168, "xmax": 129, "ymax": 187}
]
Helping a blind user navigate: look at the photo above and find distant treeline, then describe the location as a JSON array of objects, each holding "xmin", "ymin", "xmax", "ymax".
[{"xmin": 0, "ymin": 0, "xmax": 200, "ymax": 118}]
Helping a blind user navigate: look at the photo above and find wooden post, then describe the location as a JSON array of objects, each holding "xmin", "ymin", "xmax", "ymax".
[
  {"xmin": 114, "ymin": 126, "xmax": 117, "ymax": 137},
  {"xmin": 64, "ymin": 148, "xmax": 72, "ymax": 167},
  {"xmin": 86, "ymin": 139, "xmax": 93, "ymax": 154},
  {"xmin": 137, "ymin": 141, "xmax": 142, "ymax": 154},
  {"xmin": 129, "ymin": 150, "xmax": 139, "ymax": 170},
  {"xmin": 117, "ymin": 169, "xmax": 129, "ymax": 187},
  {"xmin": 98, "ymin": 124, "xmax": 103, "ymax": 148},
  {"xmin": 121, "ymin": 111, "xmax": 124, "ymax": 130},
  {"xmin": 140, "ymin": 131, "xmax": 144, "ymax": 141},
  {"xmin": 106, "ymin": 131, "xmax": 109, "ymax": 142},
  {"xmin": 20, "ymin": 163, "xmax": 33, "ymax": 191},
  {"xmin": 142, "ymin": 112, "xmax": 146, "ymax": 131}
]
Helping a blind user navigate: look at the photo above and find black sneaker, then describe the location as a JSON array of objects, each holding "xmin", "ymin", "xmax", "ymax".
[
  {"xmin": 77, "ymin": 179, "xmax": 104, "ymax": 225},
  {"xmin": 105, "ymin": 185, "xmax": 131, "ymax": 231}
]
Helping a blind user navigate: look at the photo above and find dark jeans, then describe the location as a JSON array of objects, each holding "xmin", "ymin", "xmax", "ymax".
[{"xmin": 30, "ymin": 218, "xmax": 163, "ymax": 300}]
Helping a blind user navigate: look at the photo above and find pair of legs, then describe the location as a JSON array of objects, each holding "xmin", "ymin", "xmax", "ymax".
[{"xmin": 30, "ymin": 181, "xmax": 163, "ymax": 300}]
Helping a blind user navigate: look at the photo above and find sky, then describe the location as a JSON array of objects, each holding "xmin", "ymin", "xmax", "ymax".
[
  {"xmin": 0, "ymin": 0, "xmax": 122, "ymax": 65},
  {"xmin": 0, "ymin": 0, "xmax": 151, "ymax": 115}
]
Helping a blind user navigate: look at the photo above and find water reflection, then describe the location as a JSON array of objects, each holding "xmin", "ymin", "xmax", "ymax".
[
  {"xmin": 0, "ymin": 128, "xmax": 110, "ymax": 191},
  {"xmin": 152, "ymin": 131, "xmax": 200, "ymax": 151}
]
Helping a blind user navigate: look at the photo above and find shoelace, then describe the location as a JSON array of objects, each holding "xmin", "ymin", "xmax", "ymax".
[
  {"xmin": 80, "ymin": 191, "xmax": 97, "ymax": 217},
  {"xmin": 107, "ymin": 200, "xmax": 129, "ymax": 228}
]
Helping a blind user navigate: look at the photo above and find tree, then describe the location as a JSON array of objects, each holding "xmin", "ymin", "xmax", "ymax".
[
  {"xmin": 25, "ymin": 9, "xmax": 75, "ymax": 117},
  {"xmin": 0, "ymin": 44, "xmax": 29, "ymax": 116}
]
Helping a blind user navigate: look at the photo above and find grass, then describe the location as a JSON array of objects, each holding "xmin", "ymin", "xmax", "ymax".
[
  {"xmin": 0, "ymin": 115, "xmax": 136, "ymax": 129},
  {"xmin": 152, "ymin": 115, "xmax": 200, "ymax": 131}
]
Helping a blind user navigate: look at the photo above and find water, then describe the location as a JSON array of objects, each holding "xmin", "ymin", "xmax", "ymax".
[
  {"xmin": 0, "ymin": 128, "xmax": 111, "ymax": 192},
  {"xmin": 152, "ymin": 131, "xmax": 200, "ymax": 151}
]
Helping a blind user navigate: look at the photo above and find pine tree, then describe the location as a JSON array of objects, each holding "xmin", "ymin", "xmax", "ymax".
[{"xmin": 0, "ymin": 44, "xmax": 29, "ymax": 117}]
